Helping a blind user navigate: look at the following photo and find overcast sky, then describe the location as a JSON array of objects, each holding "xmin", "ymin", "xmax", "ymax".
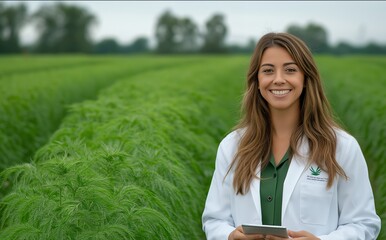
[{"xmin": 9, "ymin": 1, "xmax": 386, "ymax": 47}]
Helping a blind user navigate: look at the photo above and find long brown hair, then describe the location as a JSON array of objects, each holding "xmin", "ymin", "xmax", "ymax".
[{"xmin": 229, "ymin": 32, "xmax": 347, "ymax": 195}]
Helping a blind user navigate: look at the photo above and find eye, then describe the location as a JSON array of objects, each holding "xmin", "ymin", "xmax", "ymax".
[
  {"xmin": 261, "ymin": 68, "xmax": 274, "ymax": 73},
  {"xmin": 285, "ymin": 67, "xmax": 297, "ymax": 73}
]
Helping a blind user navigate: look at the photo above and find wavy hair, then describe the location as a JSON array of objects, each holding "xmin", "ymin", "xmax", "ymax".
[{"xmin": 228, "ymin": 32, "xmax": 347, "ymax": 195}]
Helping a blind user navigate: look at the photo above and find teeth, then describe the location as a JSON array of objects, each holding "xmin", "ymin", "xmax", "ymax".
[{"xmin": 271, "ymin": 90, "xmax": 290, "ymax": 95}]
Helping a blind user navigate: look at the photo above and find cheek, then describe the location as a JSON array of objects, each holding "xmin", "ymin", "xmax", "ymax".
[
  {"xmin": 289, "ymin": 75, "xmax": 305, "ymax": 89},
  {"xmin": 258, "ymin": 87, "xmax": 268, "ymax": 101},
  {"xmin": 257, "ymin": 75, "xmax": 269, "ymax": 88}
]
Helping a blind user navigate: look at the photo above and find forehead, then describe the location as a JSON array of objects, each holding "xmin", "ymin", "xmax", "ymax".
[{"xmin": 260, "ymin": 46, "xmax": 295, "ymax": 64}]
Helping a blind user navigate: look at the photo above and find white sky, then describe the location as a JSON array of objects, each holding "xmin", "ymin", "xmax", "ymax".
[{"xmin": 7, "ymin": 1, "xmax": 386, "ymax": 47}]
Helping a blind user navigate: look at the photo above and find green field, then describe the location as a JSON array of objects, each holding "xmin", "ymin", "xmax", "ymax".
[{"xmin": 0, "ymin": 55, "xmax": 384, "ymax": 239}]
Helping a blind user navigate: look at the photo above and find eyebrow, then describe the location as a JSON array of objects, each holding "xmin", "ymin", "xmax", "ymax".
[{"xmin": 260, "ymin": 62, "xmax": 298, "ymax": 67}]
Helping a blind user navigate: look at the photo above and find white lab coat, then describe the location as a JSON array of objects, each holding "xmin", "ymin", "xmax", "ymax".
[{"xmin": 202, "ymin": 129, "xmax": 381, "ymax": 240}]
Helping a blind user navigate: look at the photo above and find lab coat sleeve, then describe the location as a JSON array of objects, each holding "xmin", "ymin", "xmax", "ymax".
[
  {"xmin": 202, "ymin": 135, "xmax": 236, "ymax": 240},
  {"xmin": 318, "ymin": 135, "xmax": 381, "ymax": 240}
]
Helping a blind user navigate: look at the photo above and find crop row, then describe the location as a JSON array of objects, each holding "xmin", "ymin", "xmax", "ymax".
[
  {"xmin": 0, "ymin": 56, "xmax": 201, "ymax": 174},
  {"xmin": 1, "ymin": 55, "xmax": 383, "ymax": 239},
  {"xmin": 0, "ymin": 55, "xmax": 105, "ymax": 78},
  {"xmin": 318, "ymin": 56, "xmax": 386, "ymax": 239},
  {"xmin": 0, "ymin": 56, "xmax": 247, "ymax": 239}
]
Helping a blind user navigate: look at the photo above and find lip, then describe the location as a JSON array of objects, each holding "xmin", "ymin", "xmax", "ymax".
[{"xmin": 270, "ymin": 89, "xmax": 291, "ymax": 96}]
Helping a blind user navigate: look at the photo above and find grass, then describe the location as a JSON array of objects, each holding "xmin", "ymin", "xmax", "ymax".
[
  {"xmin": 0, "ymin": 56, "xmax": 247, "ymax": 239},
  {"xmin": 318, "ymin": 55, "xmax": 386, "ymax": 239},
  {"xmin": 0, "ymin": 55, "xmax": 203, "ymax": 173},
  {"xmin": 0, "ymin": 54, "xmax": 384, "ymax": 239}
]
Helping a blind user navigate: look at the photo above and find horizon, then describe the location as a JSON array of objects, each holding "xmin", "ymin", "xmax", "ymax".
[{"xmin": 5, "ymin": 1, "xmax": 386, "ymax": 47}]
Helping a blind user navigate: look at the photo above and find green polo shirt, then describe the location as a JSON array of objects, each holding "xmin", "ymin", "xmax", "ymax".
[{"xmin": 260, "ymin": 150, "xmax": 290, "ymax": 226}]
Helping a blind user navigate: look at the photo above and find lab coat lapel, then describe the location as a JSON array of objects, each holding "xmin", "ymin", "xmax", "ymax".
[
  {"xmin": 250, "ymin": 165, "xmax": 262, "ymax": 223},
  {"xmin": 281, "ymin": 140, "xmax": 309, "ymax": 221}
]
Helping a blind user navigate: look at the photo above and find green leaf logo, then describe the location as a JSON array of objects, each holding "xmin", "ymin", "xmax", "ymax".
[{"xmin": 310, "ymin": 166, "xmax": 321, "ymax": 176}]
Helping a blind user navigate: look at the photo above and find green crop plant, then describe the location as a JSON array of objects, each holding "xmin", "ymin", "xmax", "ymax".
[
  {"xmin": 317, "ymin": 55, "xmax": 386, "ymax": 239},
  {"xmin": 0, "ymin": 56, "xmax": 247, "ymax": 239},
  {"xmin": 0, "ymin": 55, "xmax": 203, "ymax": 177},
  {"xmin": 0, "ymin": 55, "xmax": 104, "ymax": 77},
  {"xmin": 2, "ymin": 54, "xmax": 382, "ymax": 239}
]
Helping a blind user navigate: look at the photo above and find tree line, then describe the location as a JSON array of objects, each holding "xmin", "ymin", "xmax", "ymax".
[{"xmin": 1, "ymin": 2, "xmax": 386, "ymax": 55}]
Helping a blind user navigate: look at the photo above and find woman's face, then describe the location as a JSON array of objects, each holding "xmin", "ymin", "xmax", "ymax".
[{"xmin": 257, "ymin": 46, "xmax": 305, "ymax": 113}]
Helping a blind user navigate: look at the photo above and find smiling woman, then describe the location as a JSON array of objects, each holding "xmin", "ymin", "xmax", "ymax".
[
  {"xmin": 257, "ymin": 46, "xmax": 304, "ymax": 117},
  {"xmin": 202, "ymin": 32, "xmax": 381, "ymax": 240}
]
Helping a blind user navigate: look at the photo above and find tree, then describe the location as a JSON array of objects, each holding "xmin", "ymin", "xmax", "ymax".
[
  {"xmin": 0, "ymin": 2, "xmax": 27, "ymax": 53},
  {"xmin": 362, "ymin": 42, "xmax": 386, "ymax": 55},
  {"xmin": 93, "ymin": 38, "xmax": 120, "ymax": 54},
  {"xmin": 122, "ymin": 37, "xmax": 149, "ymax": 54},
  {"xmin": 155, "ymin": 10, "xmax": 179, "ymax": 53},
  {"xmin": 155, "ymin": 10, "xmax": 199, "ymax": 54},
  {"xmin": 175, "ymin": 17, "xmax": 199, "ymax": 53},
  {"xmin": 33, "ymin": 3, "xmax": 96, "ymax": 53},
  {"xmin": 227, "ymin": 38, "xmax": 256, "ymax": 54},
  {"xmin": 33, "ymin": 4, "xmax": 60, "ymax": 53},
  {"xmin": 286, "ymin": 22, "xmax": 329, "ymax": 53},
  {"xmin": 0, "ymin": 3, "xmax": 5, "ymax": 52},
  {"xmin": 201, "ymin": 14, "xmax": 227, "ymax": 53}
]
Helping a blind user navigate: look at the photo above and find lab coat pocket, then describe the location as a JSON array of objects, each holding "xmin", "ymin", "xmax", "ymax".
[{"xmin": 300, "ymin": 183, "xmax": 333, "ymax": 225}]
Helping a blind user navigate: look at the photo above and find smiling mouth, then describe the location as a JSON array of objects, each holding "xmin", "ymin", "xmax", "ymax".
[{"xmin": 270, "ymin": 90, "xmax": 291, "ymax": 96}]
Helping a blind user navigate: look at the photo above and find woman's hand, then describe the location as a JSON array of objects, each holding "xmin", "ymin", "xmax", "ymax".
[
  {"xmin": 228, "ymin": 226, "xmax": 266, "ymax": 240},
  {"xmin": 264, "ymin": 230, "xmax": 320, "ymax": 240},
  {"xmin": 288, "ymin": 230, "xmax": 320, "ymax": 239},
  {"xmin": 229, "ymin": 227, "xmax": 320, "ymax": 240}
]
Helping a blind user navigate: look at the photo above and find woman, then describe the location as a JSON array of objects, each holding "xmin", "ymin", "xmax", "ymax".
[{"xmin": 202, "ymin": 32, "xmax": 381, "ymax": 240}]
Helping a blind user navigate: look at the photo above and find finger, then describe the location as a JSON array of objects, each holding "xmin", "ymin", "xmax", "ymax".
[
  {"xmin": 233, "ymin": 226, "xmax": 265, "ymax": 239},
  {"xmin": 244, "ymin": 234, "xmax": 265, "ymax": 239},
  {"xmin": 256, "ymin": 235, "xmax": 266, "ymax": 240},
  {"xmin": 264, "ymin": 235, "xmax": 286, "ymax": 240},
  {"xmin": 237, "ymin": 226, "xmax": 266, "ymax": 239},
  {"xmin": 288, "ymin": 230, "xmax": 302, "ymax": 237},
  {"xmin": 288, "ymin": 230, "xmax": 310, "ymax": 238}
]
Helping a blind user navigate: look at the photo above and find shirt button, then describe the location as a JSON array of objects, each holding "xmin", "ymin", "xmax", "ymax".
[
  {"xmin": 267, "ymin": 195, "xmax": 273, "ymax": 202},
  {"xmin": 273, "ymin": 173, "xmax": 277, "ymax": 178}
]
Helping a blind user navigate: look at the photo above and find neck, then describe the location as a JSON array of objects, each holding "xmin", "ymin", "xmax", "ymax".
[{"xmin": 270, "ymin": 107, "xmax": 300, "ymax": 138}]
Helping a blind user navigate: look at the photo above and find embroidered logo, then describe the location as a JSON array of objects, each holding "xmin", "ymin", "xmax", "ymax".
[
  {"xmin": 310, "ymin": 166, "xmax": 321, "ymax": 176},
  {"xmin": 307, "ymin": 166, "xmax": 327, "ymax": 182}
]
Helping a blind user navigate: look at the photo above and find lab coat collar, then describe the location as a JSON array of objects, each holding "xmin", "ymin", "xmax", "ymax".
[{"xmin": 249, "ymin": 137, "xmax": 310, "ymax": 224}]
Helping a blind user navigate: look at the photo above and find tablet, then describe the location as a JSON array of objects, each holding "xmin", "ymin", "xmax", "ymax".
[{"xmin": 242, "ymin": 224, "xmax": 288, "ymax": 238}]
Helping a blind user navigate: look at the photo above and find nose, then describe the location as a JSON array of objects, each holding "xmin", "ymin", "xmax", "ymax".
[{"xmin": 273, "ymin": 71, "xmax": 285, "ymax": 85}]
